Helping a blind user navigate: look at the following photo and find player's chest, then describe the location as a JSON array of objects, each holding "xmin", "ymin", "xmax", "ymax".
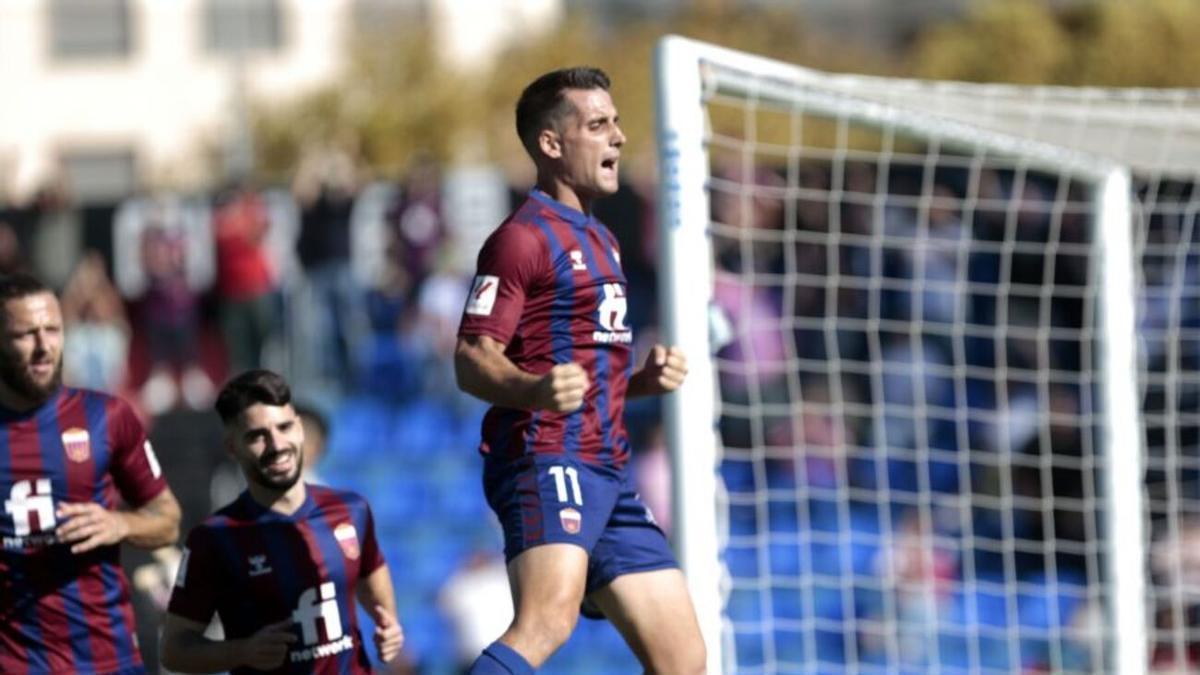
[
  {"xmin": 1, "ymin": 421, "xmax": 108, "ymax": 472},
  {"xmin": 216, "ymin": 522, "xmax": 362, "ymax": 609},
  {"xmin": 543, "ymin": 227, "xmax": 626, "ymax": 288},
  {"xmin": 533, "ymin": 233, "xmax": 629, "ymax": 317},
  {"xmin": 0, "ymin": 423, "xmax": 109, "ymax": 542}
]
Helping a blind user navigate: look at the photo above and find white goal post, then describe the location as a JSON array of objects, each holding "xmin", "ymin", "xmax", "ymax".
[{"xmin": 654, "ymin": 35, "xmax": 1162, "ymax": 674}]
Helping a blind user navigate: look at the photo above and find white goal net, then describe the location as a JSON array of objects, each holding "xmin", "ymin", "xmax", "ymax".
[{"xmin": 655, "ymin": 36, "xmax": 1200, "ymax": 674}]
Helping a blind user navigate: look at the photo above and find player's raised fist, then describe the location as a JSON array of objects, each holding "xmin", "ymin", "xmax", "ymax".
[
  {"xmin": 645, "ymin": 345, "xmax": 688, "ymax": 393},
  {"xmin": 238, "ymin": 619, "xmax": 296, "ymax": 670},
  {"xmin": 536, "ymin": 362, "xmax": 589, "ymax": 412}
]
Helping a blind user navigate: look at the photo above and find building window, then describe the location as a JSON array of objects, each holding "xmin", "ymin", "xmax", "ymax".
[
  {"xmin": 205, "ymin": 0, "xmax": 283, "ymax": 55},
  {"xmin": 61, "ymin": 149, "xmax": 136, "ymax": 203},
  {"xmin": 49, "ymin": 0, "xmax": 131, "ymax": 60}
]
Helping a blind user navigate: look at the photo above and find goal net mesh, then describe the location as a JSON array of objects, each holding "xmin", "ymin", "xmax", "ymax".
[{"xmin": 680, "ymin": 56, "xmax": 1200, "ymax": 673}]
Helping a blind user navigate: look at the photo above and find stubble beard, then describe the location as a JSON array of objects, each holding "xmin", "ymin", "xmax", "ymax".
[
  {"xmin": 248, "ymin": 448, "xmax": 305, "ymax": 493},
  {"xmin": 0, "ymin": 355, "xmax": 62, "ymax": 406}
]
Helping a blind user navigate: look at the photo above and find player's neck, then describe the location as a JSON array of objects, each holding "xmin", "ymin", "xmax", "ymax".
[
  {"xmin": 0, "ymin": 381, "xmax": 53, "ymax": 413},
  {"xmin": 536, "ymin": 176, "xmax": 592, "ymax": 215},
  {"xmin": 247, "ymin": 480, "xmax": 308, "ymax": 516}
]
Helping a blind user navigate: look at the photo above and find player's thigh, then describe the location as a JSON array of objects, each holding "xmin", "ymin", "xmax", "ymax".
[
  {"xmin": 589, "ymin": 567, "xmax": 706, "ymax": 674},
  {"xmin": 507, "ymin": 542, "xmax": 590, "ymax": 616}
]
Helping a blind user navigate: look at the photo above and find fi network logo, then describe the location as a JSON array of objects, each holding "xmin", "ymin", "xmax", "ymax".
[
  {"xmin": 5, "ymin": 479, "xmax": 55, "ymax": 537},
  {"xmin": 292, "ymin": 582, "xmax": 343, "ymax": 646}
]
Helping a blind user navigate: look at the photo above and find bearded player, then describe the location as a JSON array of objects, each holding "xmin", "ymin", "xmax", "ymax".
[
  {"xmin": 160, "ymin": 369, "xmax": 402, "ymax": 673},
  {"xmin": 455, "ymin": 67, "xmax": 706, "ymax": 674},
  {"xmin": 0, "ymin": 272, "xmax": 182, "ymax": 673}
]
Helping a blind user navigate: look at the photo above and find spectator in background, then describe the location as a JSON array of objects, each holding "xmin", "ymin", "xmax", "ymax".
[
  {"xmin": 213, "ymin": 180, "xmax": 277, "ymax": 374},
  {"xmin": 60, "ymin": 251, "xmax": 129, "ymax": 393},
  {"xmin": 137, "ymin": 223, "xmax": 213, "ymax": 414},
  {"xmin": 112, "ymin": 195, "xmax": 216, "ymax": 415},
  {"xmin": 296, "ymin": 404, "xmax": 330, "ymax": 485},
  {"xmin": 406, "ymin": 258, "xmax": 470, "ymax": 403},
  {"xmin": 27, "ymin": 178, "xmax": 82, "ymax": 290},
  {"xmin": 439, "ymin": 552, "xmax": 514, "ymax": 673},
  {"xmin": 709, "ymin": 162, "xmax": 792, "ymax": 453},
  {"xmin": 0, "ymin": 218, "xmax": 26, "ymax": 275},
  {"xmin": 1150, "ymin": 516, "xmax": 1200, "ymax": 671},
  {"xmin": 293, "ymin": 146, "xmax": 366, "ymax": 392},
  {"xmin": 631, "ymin": 424, "xmax": 672, "ymax": 536},
  {"xmin": 387, "ymin": 153, "xmax": 447, "ymax": 305}
]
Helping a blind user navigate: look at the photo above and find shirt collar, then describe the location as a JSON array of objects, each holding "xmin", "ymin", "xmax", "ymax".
[
  {"xmin": 530, "ymin": 187, "xmax": 592, "ymax": 228},
  {"xmin": 236, "ymin": 485, "xmax": 314, "ymax": 522}
]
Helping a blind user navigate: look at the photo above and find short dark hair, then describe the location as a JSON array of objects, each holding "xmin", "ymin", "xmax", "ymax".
[
  {"xmin": 215, "ymin": 369, "xmax": 293, "ymax": 424},
  {"xmin": 515, "ymin": 66, "xmax": 611, "ymax": 159},
  {"xmin": 0, "ymin": 272, "xmax": 51, "ymax": 305}
]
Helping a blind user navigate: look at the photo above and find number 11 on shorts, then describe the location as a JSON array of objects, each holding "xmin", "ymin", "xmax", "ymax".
[{"xmin": 548, "ymin": 466, "xmax": 583, "ymax": 506}]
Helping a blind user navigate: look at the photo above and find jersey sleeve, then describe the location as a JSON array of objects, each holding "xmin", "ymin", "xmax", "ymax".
[
  {"xmin": 107, "ymin": 397, "xmax": 168, "ymax": 507},
  {"xmin": 358, "ymin": 498, "xmax": 385, "ymax": 577},
  {"xmin": 166, "ymin": 526, "xmax": 221, "ymax": 624},
  {"xmin": 457, "ymin": 223, "xmax": 546, "ymax": 345}
]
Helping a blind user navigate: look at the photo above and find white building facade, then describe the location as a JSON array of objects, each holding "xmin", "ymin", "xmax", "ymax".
[
  {"xmin": 0, "ymin": 0, "xmax": 355, "ymax": 202},
  {"xmin": 0, "ymin": 0, "xmax": 560, "ymax": 204}
]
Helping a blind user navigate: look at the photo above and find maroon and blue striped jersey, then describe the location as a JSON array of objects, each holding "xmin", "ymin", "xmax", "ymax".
[
  {"xmin": 458, "ymin": 188, "xmax": 635, "ymax": 469},
  {"xmin": 167, "ymin": 484, "xmax": 384, "ymax": 674},
  {"xmin": 0, "ymin": 387, "xmax": 167, "ymax": 675}
]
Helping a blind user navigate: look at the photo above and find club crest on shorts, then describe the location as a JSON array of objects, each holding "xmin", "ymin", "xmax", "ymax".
[
  {"xmin": 559, "ymin": 507, "xmax": 582, "ymax": 535},
  {"xmin": 61, "ymin": 428, "xmax": 91, "ymax": 463},
  {"xmin": 334, "ymin": 522, "xmax": 360, "ymax": 559}
]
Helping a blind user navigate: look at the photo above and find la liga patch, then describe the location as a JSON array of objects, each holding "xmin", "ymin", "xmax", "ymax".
[{"xmin": 465, "ymin": 275, "xmax": 499, "ymax": 316}]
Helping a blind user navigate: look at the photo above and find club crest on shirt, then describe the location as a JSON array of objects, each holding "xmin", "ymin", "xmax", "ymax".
[
  {"xmin": 334, "ymin": 522, "xmax": 360, "ymax": 560},
  {"xmin": 61, "ymin": 428, "xmax": 90, "ymax": 463},
  {"xmin": 570, "ymin": 250, "xmax": 587, "ymax": 271},
  {"xmin": 559, "ymin": 507, "xmax": 582, "ymax": 535}
]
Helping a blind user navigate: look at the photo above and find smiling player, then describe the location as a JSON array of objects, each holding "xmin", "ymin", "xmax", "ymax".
[{"xmin": 160, "ymin": 369, "xmax": 403, "ymax": 673}]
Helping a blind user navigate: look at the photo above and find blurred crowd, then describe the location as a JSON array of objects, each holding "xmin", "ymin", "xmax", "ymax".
[{"xmin": 2, "ymin": 146, "xmax": 1198, "ymax": 673}]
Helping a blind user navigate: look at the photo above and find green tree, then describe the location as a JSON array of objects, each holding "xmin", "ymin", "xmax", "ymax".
[
  {"xmin": 250, "ymin": 4, "xmax": 884, "ymax": 179},
  {"xmin": 1069, "ymin": 0, "xmax": 1200, "ymax": 87},
  {"xmin": 910, "ymin": 0, "xmax": 1070, "ymax": 84}
]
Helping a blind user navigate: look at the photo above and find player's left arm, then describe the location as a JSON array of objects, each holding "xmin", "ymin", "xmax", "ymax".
[
  {"xmin": 356, "ymin": 565, "xmax": 404, "ymax": 663},
  {"xmin": 627, "ymin": 344, "xmax": 688, "ymax": 399},
  {"xmin": 56, "ymin": 488, "xmax": 182, "ymax": 553}
]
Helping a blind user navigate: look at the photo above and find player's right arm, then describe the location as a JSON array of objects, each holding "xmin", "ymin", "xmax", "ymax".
[
  {"xmin": 161, "ymin": 613, "xmax": 296, "ymax": 673},
  {"xmin": 455, "ymin": 222, "xmax": 588, "ymax": 412},
  {"xmin": 455, "ymin": 335, "xmax": 588, "ymax": 412}
]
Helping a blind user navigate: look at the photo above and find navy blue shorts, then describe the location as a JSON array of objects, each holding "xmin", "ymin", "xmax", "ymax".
[{"xmin": 483, "ymin": 454, "xmax": 679, "ymax": 594}]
